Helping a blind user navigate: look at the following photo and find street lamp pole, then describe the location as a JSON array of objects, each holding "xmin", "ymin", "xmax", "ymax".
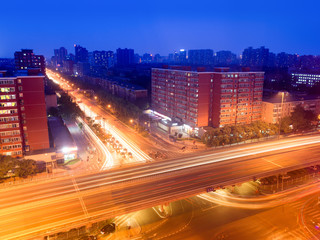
[{"xmin": 278, "ymin": 92, "xmax": 285, "ymax": 139}]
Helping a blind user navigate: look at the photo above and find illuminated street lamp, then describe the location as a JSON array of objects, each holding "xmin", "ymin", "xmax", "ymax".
[
  {"xmin": 129, "ymin": 119, "xmax": 133, "ymax": 124},
  {"xmin": 94, "ymin": 96, "xmax": 98, "ymax": 100},
  {"xmin": 107, "ymin": 104, "xmax": 111, "ymax": 109}
]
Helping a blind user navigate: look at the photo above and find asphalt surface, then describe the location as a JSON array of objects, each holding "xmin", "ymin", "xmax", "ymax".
[{"xmin": 0, "ymin": 135, "xmax": 320, "ymax": 239}]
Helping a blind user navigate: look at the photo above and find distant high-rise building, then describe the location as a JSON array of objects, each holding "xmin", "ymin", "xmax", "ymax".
[
  {"xmin": 242, "ymin": 46, "xmax": 269, "ymax": 67},
  {"xmin": 74, "ymin": 45, "xmax": 88, "ymax": 63},
  {"xmin": 14, "ymin": 49, "xmax": 46, "ymax": 74},
  {"xmin": 134, "ymin": 53, "xmax": 141, "ymax": 64},
  {"xmin": 154, "ymin": 54, "xmax": 162, "ymax": 63},
  {"xmin": 178, "ymin": 49, "xmax": 187, "ymax": 64},
  {"xmin": 188, "ymin": 49, "xmax": 214, "ymax": 65},
  {"xmin": 0, "ymin": 69, "xmax": 50, "ymax": 156},
  {"xmin": 276, "ymin": 52, "xmax": 298, "ymax": 68},
  {"xmin": 75, "ymin": 62, "xmax": 90, "ymax": 77},
  {"xmin": 116, "ymin": 48, "xmax": 134, "ymax": 67},
  {"xmin": 268, "ymin": 52, "xmax": 276, "ymax": 67},
  {"xmin": 53, "ymin": 47, "xmax": 68, "ymax": 66},
  {"xmin": 142, "ymin": 53, "xmax": 153, "ymax": 63},
  {"xmin": 296, "ymin": 55, "xmax": 320, "ymax": 70},
  {"xmin": 91, "ymin": 51, "xmax": 114, "ymax": 68},
  {"xmin": 66, "ymin": 53, "xmax": 75, "ymax": 62},
  {"xmin": 62, "ymin": 60, "xmax": 74, "ymax": 75},
  {"xmin": 168, "ymin": 53, "xmax": 174, "ymax": 63},
  {"xmin": 214, "ymin": 50, "xmax": 237, "ymax": 66},
  {"xmin": 291, "ymin": 72, "xmax": 320, "ymax": 87}
]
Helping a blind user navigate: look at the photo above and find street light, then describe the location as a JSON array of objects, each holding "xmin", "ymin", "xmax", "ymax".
[
  {"xmin": 107, "ymin": 104, "xmax": 111, "ymax": 109},
  {"xmin": 129, "ymin": 119, "xmax": 133, "ymax": 124}
]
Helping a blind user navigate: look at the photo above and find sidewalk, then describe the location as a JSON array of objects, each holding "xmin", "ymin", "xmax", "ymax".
[
  {"xmin": 149, "ymin": 125, "xmax": 206, "ymax": 153},
  {"xmin": 259, "ymin": 173, "xmax": 320, "ymax": 194}
]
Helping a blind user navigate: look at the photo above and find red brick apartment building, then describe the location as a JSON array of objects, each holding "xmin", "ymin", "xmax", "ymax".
[
  {"xmin": 151, "ymin": 67, "xmax": 264, "ymax": 129},
  {"xmin": 0, "ymin": 70, "xmax": 49, "ymax": 157}
]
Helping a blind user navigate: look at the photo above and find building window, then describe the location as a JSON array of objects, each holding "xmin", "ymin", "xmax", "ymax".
[{"xmin": 0, "ymin": 87, "xmax": 15, "ymax": 93}]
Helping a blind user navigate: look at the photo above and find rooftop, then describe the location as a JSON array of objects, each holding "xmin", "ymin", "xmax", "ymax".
[
  {"xmin": 152, "ymin": 67, "xmax": 264, "ymax": 74},
  {"xmin": 47, "ymin": 117, "xmax": 76, "ymax": 152},
  {"xmin": 103, "ymin": 77, "xmax": 147, "ymax": 90},
  {"xmin": 263, "ymin": 94, "xmax": 320, "ymax": 103}
]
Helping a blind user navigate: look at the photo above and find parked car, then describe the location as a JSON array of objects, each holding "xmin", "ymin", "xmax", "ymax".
[{"xmin": 100, "ymin": 223, "xmax": 116, "ymax": 235}]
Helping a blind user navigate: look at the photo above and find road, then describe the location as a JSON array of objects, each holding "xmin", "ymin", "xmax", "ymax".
[
  {"xmin": 47, "ymin": 70, "xmax": 152, "ymax": 162},
  {"xmin": 47, "ymin": 69, "xmax": 187, "ymax": 163},
  {"xmin": 107, "ymin": 178, "xmax": 320, "ymax": 240},
  {"xmin": 0, "ymin": 134, "xmax": 320, "ymax": 239},
  {"xmin": 151, "ymin": 184, "xmax": 320, "ymax": 240}
]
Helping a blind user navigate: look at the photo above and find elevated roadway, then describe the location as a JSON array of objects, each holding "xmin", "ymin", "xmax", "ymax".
[{"xmin": 0, "ymin": 134, "xmax": 320, "ymax": 239}]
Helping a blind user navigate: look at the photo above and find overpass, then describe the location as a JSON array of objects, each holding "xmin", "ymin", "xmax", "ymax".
[{"xmin": 0, "ymin": 134, "xmax": 320, "ymax": 239}]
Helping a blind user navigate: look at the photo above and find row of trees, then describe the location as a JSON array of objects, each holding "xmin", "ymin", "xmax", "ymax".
[
  {"xmin": 95, "ymin": 89, "xmax": 143, "ymax": 123},
  {"xmin": 280, "ymin": 104, "xmax": 318, "ymax": 134},
  {"xmin": 64, "ymin": 73, "xmax": 145, "ymax": 123},
  {"xmin": 48, "ymin": 92, "xmax": 84, "ymax": 120},
  {"xmin": 0, "ymin": 155, "xmax": 41, "ymax": 180},
  {"xmin": 202, "ymin": 121, "xmax": 278, "ymax": 147},
  {"xmin": 203, "ymin": 104, "xmax": 319, "ymax": 147},
  {"xmin": 48, "ymin": 72, "xmax": 151, "ymax": 135}
]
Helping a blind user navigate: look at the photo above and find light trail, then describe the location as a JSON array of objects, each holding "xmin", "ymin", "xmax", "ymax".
[
  {"xmin": 0, "ymin": 135, "xmax": 320, "ymax": 239},
  {"xmin": 198, "ymin": 180, "xmax": 320, "ymax": 209},
  {"xmin": 76, "ymin": 117, "xmax": 113, "ymax": 170},
  {"xmin": 47, "ymin": 69, "xmax": 151, "ymax": 165}
]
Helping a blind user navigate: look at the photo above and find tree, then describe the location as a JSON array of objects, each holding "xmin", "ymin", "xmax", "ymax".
[
  {"xmin": 0, "ymin": 156, "xmax": 37, "ymax": 179},
  {"xmin": 280, "ymin": 116, "xmax": 292, "ymax": 134},
  {"xmin": 15, "ymin": 159, "xmax": 37, "ymax": 178},
  {"xmin": 0, "ymin": 155, "xmax": 15, "ymax": 178},
  {"xmin": 202, "ymin": 120, "xmax": 279, "ymax": 147},
  {"xmin": 291, "ymin": 104, "xmax": 317, "ymax": 132}
]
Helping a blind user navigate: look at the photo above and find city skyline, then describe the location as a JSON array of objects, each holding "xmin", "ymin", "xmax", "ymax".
[
  {"xmin": 1, "ymin": 0, "xmax": 320, "ymax": 58},
  {"xmin": 1, "ymin": 1, "xmax": 320, "ymax": 239}
]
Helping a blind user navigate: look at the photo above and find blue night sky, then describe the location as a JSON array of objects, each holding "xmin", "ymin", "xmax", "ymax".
[{"xmin": 1, "ymin": 0, "xmax": 320, "ymax": 58}]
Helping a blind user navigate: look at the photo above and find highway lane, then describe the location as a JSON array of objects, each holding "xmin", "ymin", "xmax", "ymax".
[
  {"xmin": 0, "ymin": 148, "xmax": 318, "ymax": 239},
  {"xmin": 0, "ymin": 134, "xmax": 319, "ymax": 208},
  {"xmin": 0, "ymin": 135, "xmax": 320, "ymax": 238},
  {"xmin": 47, "ymin": 70, "xmax": 152, "ymax": 163},
  {"xmin": 76, "ymin": 95, "xmax": 151, "ymax": 162}
]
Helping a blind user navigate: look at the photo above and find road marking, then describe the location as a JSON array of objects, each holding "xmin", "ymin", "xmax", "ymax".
[
  {"xmin": 262, "ymin": 158, "xmax": 283, "ymax": 168},
  {"xmin": 72, "ymin": 177, "xmax": 89, "ymax": 218},
  {"xmin": 201, "ymin": 205, "xmax": 220, "ymax": 212},
  {"xmin": 41, "ymin": 212, "xmax": 70, "ymax": 220}
]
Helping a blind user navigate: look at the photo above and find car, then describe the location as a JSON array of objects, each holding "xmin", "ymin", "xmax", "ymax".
[{"xmin": 100, "ymin": 223, "xmax": 116, "ymax": 235}]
